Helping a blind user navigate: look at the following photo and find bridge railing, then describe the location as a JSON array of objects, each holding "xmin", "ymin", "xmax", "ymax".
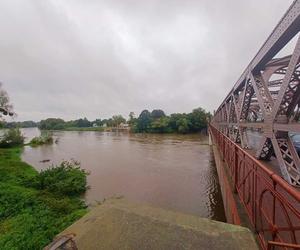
[{"xmin": 210, "ymin": 124, "xmax": 300, "ymax": 250}]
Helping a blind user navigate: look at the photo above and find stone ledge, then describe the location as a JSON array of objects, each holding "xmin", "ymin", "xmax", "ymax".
[{"xmin": 52, "ymin": 199, "xmax": 258, "ymax": 250}]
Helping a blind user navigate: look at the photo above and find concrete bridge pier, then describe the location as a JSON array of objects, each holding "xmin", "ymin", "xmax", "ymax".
[{"xmin": 45, "ymin": 199, "xmax": 258, "ymax": 250}]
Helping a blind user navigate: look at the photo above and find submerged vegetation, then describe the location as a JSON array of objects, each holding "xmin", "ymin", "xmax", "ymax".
[
  {"xmin": 0, "ymin": 148, "xmax": 88, "ymax": 249},
  {"xmin": 29, "ymin": 132, "xmax": 53, "ymax": 146}
]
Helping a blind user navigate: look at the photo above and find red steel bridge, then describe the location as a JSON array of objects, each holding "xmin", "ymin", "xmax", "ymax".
[{"xmin": 210, "ymin": 0, "xmax": 300, "ymax": 249}]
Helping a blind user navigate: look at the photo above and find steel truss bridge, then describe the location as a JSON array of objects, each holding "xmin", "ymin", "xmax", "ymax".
[{"xmin": 210, "ymin": 0, "xmax": 300, "ymax": 249}]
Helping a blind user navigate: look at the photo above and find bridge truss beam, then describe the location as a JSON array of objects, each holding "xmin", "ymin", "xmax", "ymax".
[{"xmin": 212, "ymin": 0, "xmax": 300, "ymax": 186}]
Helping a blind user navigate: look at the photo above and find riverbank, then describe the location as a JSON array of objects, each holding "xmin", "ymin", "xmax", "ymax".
[
  {"xmin": 64, "ymin": 126, "xmax": 105, "ymax": 132},
  {"xmin": 1, "ymin": 126, "xmax": 207, "ymax": 135},
  {"xmin": 0, "ymin": 147, "xmax": 87, "ymax": 249}
]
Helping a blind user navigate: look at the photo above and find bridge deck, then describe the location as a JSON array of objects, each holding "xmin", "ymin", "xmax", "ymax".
[{"xmin": 245, "ymin": 130, "xmax": 300, "ymax": 192}]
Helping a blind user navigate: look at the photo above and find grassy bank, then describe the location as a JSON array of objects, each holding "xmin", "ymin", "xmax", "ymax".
[
  {"xmin": 0, "ymin": 148, "xmax": 87, "ymax": 250},
  {"xmin": 63, "ymin": 126, "xmax": 105, "ymax": 132}
]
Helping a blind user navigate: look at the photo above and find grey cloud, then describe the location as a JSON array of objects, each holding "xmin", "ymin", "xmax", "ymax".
[{"xmin": 0, "ymin": 0, "xmax": 294, "ymax": 121}]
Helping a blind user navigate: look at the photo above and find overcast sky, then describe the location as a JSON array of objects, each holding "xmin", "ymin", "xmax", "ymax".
[{"xmin": 0, "ymin": 0, "xmax": 294, "ymax": 121}]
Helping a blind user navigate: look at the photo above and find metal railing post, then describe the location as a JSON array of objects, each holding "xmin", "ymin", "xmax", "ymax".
[{"xmin": 234, "ymin": 145, "xmax": 238, "ymax": 193}]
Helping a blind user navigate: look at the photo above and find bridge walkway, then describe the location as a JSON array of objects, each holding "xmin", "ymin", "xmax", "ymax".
[{"xmin": 210, "ymin": 125, "xmax": 300, "ymax": 250}]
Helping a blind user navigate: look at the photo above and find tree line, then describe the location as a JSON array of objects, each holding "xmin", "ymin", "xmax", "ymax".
[
  {"xmin": 1, "ymin": 107, "xmax": 211, "ymax": 134},
  {"xmin": 130, "ymin": 108, "xmax": 211, "ymax": 133},
  {"xmin": 38, "ymin": 116, "xmax": 126, "ymax": 130},
  {"xmin": 1, "ymin": 120, "xmax": 38, "ymax": 128}
]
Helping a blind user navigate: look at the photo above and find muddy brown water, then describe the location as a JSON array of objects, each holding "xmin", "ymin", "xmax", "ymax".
[{"xmin": 21, "ymin": 128, "xmax": 226, "ymax": 221}]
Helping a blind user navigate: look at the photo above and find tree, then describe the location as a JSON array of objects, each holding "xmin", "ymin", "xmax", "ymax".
[
  {"xmin": 3, "ymin": 121, "xmax": 37, "ymax": 128},
  {"xmin": 176, "ymin": 117, "xmax": 190, "ymax": 134},
  {"xmin": 73, "ymin": 118, "xmax": 91, "ymax": 127},
  {"xmin": 169, "ymin": 113, "xmax": 184, "ymax": 131},
  {"xmin": 92, "ymin": 119, "xmax": 102, "ymax": 126},
  {"xmin": 136, "ymin": 110, "xmax": 151, "ymax": 132},
  {"xmin": 39, "ymin": 118, "xmax": 66, "ymax": 130},
  {"xmin": 104, "ymin": 118, "xmax": 113, "ymax": 127},
  {"xmin": 0, "ymin": 83, "xmax": 13, "ymax": 118},
  {"xmin": 112, "ymin": 115, "xmax": 126, "ymax": 127},
  {"xmin": 129, "ymin": 112, "xmax": 135, "ymax": 120},
  {"xmin": 187, "ymin": 107, "xmax": 207, "ymax": 132},
  {"xmin": 128, "ymin": 112, "xmax": 137, "ymax": 127},
  {"xmin": 150, "ymin": 116, "xmax": 171, "ymax": 133},
  {"xmin": 101, "ymin": 119, "xmax": 108, "ymax": 126},
  {"xmin": 151, "ymin": 109, "xmax": 165, "ymax": 119},
  {"xmin": 0, "ymin": 128, "xmax": 24, "ymax": 147}
]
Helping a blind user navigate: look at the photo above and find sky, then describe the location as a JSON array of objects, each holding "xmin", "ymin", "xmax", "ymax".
[{"xmin": 0, "ymin": 0, "xmax": 294, "ymax": 121}]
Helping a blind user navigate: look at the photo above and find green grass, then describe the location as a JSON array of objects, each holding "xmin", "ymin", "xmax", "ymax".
[
  {"xmin": 0, "ymin": 148, "xmax": 87, "ymax": 250},
  {"xmin": 64, "ymin": 127, "xmax": 104, "ymax": 132}
]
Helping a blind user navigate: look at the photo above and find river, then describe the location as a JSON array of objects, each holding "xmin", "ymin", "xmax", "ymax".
[{"xmin": 21, "ymin": 128, "xmax": 226, "ymax": 221}]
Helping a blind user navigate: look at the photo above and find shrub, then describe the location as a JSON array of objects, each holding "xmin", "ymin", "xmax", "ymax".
[
  {"xmin": 30, "ymin": 132, "xmax": 53, "ymax": 146},
  {"xmin": 0, "ymin": 149, "xmax": 88, "ymax": 249},
  {"xmin": 34, "ymin": 160, "xmax": 89, "ymax": 196},
  {"xmin": 0, "ymin": 128, "xmax": 24, "ymax": 148},
  {"xmin": 37, "ymin": 192, "xmax": 86, "ymax": 214},
  {"xmin": 0, "ymin": 197, "xmax": 86, "ymax": 250},
  {"xmin": 0, "ymin": 183, "xmax": 36, "ymax": 219}
]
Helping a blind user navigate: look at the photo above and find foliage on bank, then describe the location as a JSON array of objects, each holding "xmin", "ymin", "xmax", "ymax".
[
  {"xmin": 0, "ymin": 128, "xmax": 24, "ymax": 148},
  {"xmin": 1, "ymin": 120, "xmax": 37, "ymax": 129},
  {"xmin": 2, "ymin": 106, "xmax": 211, "ymax": 135},
  {"xmin": 38, "ymin": 116, "xmax": 126, "ymax": 131},
  {"xmin": 64, "ymin": 126, "xmax": 104, "ymax": 132},
  {"xmin": 131, "ymin": 108, "xmax": 211, "ymax": 134},
  {"xmin": 34, "ymin": 107, "xmax": 211, "ymax": 134},
  {"xmin": 32, "ymin": 160, "xmax": 89, "ymax": 196},
  {"xmin": 0, "ymin": 148, "xmax": 88, "ymax": 249}
]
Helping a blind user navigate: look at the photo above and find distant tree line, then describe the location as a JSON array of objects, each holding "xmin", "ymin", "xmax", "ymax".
[
  {"xmin": 1, "ymin": 120, "xmax": 38, "ymax": 128},
  {"xmin": 38, "ymin": 116, "xmax": 126, "ymax": 130},
  {"xmin": 1, "ymin": 107, "xmax": 211, "ymax": 134},
  {"xmin": 1, "ymin": 116, "xmax": 128, "ymax": 130}
]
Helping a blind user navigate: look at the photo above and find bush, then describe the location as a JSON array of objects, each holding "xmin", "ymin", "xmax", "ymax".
[
  {"xmin": 37, "ymin": 192, "xmax": 86, "ymax": 214},
  {"xmin": 0, "ymin": 128, "xmax": 24, "ymax": 148},
  {"xmin": 0, "ymin": 183, "xmax": 36, "ymax": 219},
  {"xmin": 34, "ymin": 160, "xmax": 89, "ymax": 196},
  {"xmin": 0, "ymin": 148, "xmax": 88, "ymax": 249},
  {"xmin": 30, "ymin": 132, "xmax": 53, "ymax": 146},
  {"xmin": 0, "ymin": 192, "xmax": 86, "ymax": 250}
]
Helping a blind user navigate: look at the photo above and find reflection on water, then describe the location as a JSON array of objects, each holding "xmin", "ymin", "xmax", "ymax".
[{"xmin": 21, "ymin": 128, "xmax": 226, "ymax": 221}]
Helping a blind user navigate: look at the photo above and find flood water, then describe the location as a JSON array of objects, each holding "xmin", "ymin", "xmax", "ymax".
[{"xmin": 21, "ymin": 128, "xmax": 226, "ymax": 221}]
